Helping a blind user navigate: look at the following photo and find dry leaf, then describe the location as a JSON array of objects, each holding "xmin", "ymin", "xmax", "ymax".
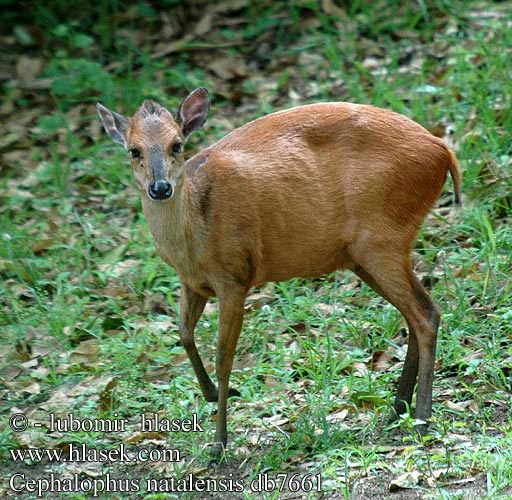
[
  {"xmin": 1, "ymin": 365, "xmax": 22, "ymax": 380},
  {"xmin": 208, "ymin": 56, "xmax": 248, "ymax": 80},
  {"xmin": 63, "ymin": 461, "xmax": 104, "ymax": 478},
  {"xmin": 315, "ymin": 302, "xmax": 338, "ymax": 316},
  {"xmin": 445, "ymin": 400, "xmax": 472, "ymax": 412},
  {"xmin": 264, "ymin": 375, "xmax": 282, "ymax": 388},
  {"xmin": 370, "ymin": 349, "xmax": 396, "ymax": 372},
  {"xmin": 321, "ymin": 0, "xmax": 345, "ymax": 17},
  {"xmin": 90, "ymin": 287, "xmax": 127, "ymax": 298},
  {"xmin": 70, "ymin": 339, "xmax": 99, "ymax": 364},
  {"xmin": 193, "ymin": 8, "xmax": 214, "ymax": 36},
  {"xmin": 352, "ymin": 361, "xmax": 369, "ymax": 377},
  {"xmin": 149, "ymin": 459, "xmax": 176, "ymax": 476},
  {"xmin": 31, "ymin": 238, "xmax": 53, "ymax": 254},
  {"xmin": 40, "ymin": 388, "xmax": 76, "ymax": 414},
  {"xmin": 31, "ymin": 337, "xmax": 61, "ymax": 358},
  {"xmin": 20, "ymin": 358, "xmax": 38, "ymax": 369},
  {"xmin": 143, "ymin": 364, "xmax": 174, "ymax": 383},
  {"xmin": 326, "ymin": 408, "xmax": 349, "ymax": 424},
  {"xmin": 97, "ymin": 376, "xmax": 118, "ymax": 411},
  {"xmin": 98, "ymin": 258, "xmax": 141, "ymax": 277},
  {"xmin": 169, "ymin": 352, "xmax": 191, "ymax": 366},
  {"xmin": 233, "ymin": 352, "xmax": 256, "ymax": 370},
  {"xmin": 263, "ymin": 414, "xmax": 290, "ymax": 427},
  {"xmin": 244, "ymin": 291, "xmax": 274, "ymax": 311},
  {"xmin": 21, "ymin": 382, "xmax": 41, "ymax": 394},
  {"xmin": 389, "ymin": 471, "xmax": 421, "ymax": 491},
  {"xmin": 15, "ymin": 56, "xmax": 43, "ymax": 81},
  {"xmin": 31, "ymin": 365, "xmax": 50, "ymax": 379}
]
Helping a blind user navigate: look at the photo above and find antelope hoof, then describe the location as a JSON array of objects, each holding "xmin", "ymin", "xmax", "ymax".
[
  {"xmin": 209, "ymin": 441, "xmax": 225, "ymax": 464},
  {"xmin": 228, "ymin": 387, "xmax": 241, "ymax": 398},
  {"xmin": 205, "ymin": 387, "xmax": 241, "ymax": 402},
  {"xmin": 414, "ymin": 420, "xmax": 429, "ymax": 438}
]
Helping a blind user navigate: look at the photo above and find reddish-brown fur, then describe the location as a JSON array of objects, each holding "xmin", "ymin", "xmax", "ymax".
[{"xmin": 97, "ymin": 89, "xmax": 461, "ymax": 460}]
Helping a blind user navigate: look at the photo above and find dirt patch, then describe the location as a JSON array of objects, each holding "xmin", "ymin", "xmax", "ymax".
[{"xmin": 352, "ymin": 473, "xmax": 491, "ymax": 500}]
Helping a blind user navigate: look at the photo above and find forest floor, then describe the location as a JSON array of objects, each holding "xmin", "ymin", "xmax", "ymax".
[{"xmin": 1, "ymin": 1, "xmax": 511, "ymax": 499}]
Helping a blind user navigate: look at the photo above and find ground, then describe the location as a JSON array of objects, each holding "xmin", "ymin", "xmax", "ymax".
[{"xmin": 1, "ymin": 1, "xmax": 511, "ymax": 499}]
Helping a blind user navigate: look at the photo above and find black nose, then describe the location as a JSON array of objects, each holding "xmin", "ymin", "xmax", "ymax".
[{"xmin": 148, "ymin": 180, "xmax": 173, "ymax": 200}]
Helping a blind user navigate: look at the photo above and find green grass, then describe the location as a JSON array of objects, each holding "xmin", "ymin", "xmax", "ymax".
[{"xmin": 1, "ymin": 1, "xmax": 512, "ymax": 499}]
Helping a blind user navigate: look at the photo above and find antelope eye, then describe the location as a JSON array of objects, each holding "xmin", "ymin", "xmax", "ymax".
[
  {"xmin": 129, "ymin": 148, "xmax": 141, "ymax": 159},
  {"xmin": 171, "ymin": 142, "xmax": 182, "ymax": 154}
]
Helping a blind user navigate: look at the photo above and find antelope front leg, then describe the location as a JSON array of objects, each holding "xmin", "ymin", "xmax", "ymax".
[
  {"xmin": 179, "ymin": 283, "xmax": 218, "ymax": 401},
  {"xmin": 210, "ymin": 291, "xmax": 245, "ymax": 461},
  {"xmin": 179, "ymin": 283, "xmax": 242, "ymax": 403}
]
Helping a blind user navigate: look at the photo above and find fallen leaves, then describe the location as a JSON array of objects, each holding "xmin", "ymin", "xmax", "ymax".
[
  {"xmin": 15, "ymin": 56, "xmax": 43, "ymax": 82},
  {"xmin": 244, "ymin": 290, "xmax": 275, "ymax": 311},
  {"xmin": 208, "ymin": 55, "xmax": 249, "ymax": 81},
  {"xmin": 69, "ymin": 339, "xmax": 100, "ymax": 365},
  {"xmin": 389, "ymin": 470, "xmax": 421, "ymax": 491}
]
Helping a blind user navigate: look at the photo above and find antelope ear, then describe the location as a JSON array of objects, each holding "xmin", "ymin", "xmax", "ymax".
[
  {"xmin": 96, "ymin": 103, "xmax": 129, "ymax": 147},
  {"xmin": 177, "ymin": 88, "xmax": 210, "ymax": 139}
]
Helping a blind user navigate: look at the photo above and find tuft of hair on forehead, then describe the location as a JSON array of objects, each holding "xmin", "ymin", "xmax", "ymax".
[{"xmin": 134, "ymin": 99, "xmax": 173, "ymax": 120}]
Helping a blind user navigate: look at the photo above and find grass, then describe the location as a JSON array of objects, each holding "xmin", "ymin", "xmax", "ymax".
[{"xmin": 1, "ymin": 1, "xmax": 512, "ymax": 499}]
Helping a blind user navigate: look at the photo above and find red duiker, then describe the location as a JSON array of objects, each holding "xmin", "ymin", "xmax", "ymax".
[{"xmin": 97, "ymin": 88, "xmax": 461, "ymax": 460}]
